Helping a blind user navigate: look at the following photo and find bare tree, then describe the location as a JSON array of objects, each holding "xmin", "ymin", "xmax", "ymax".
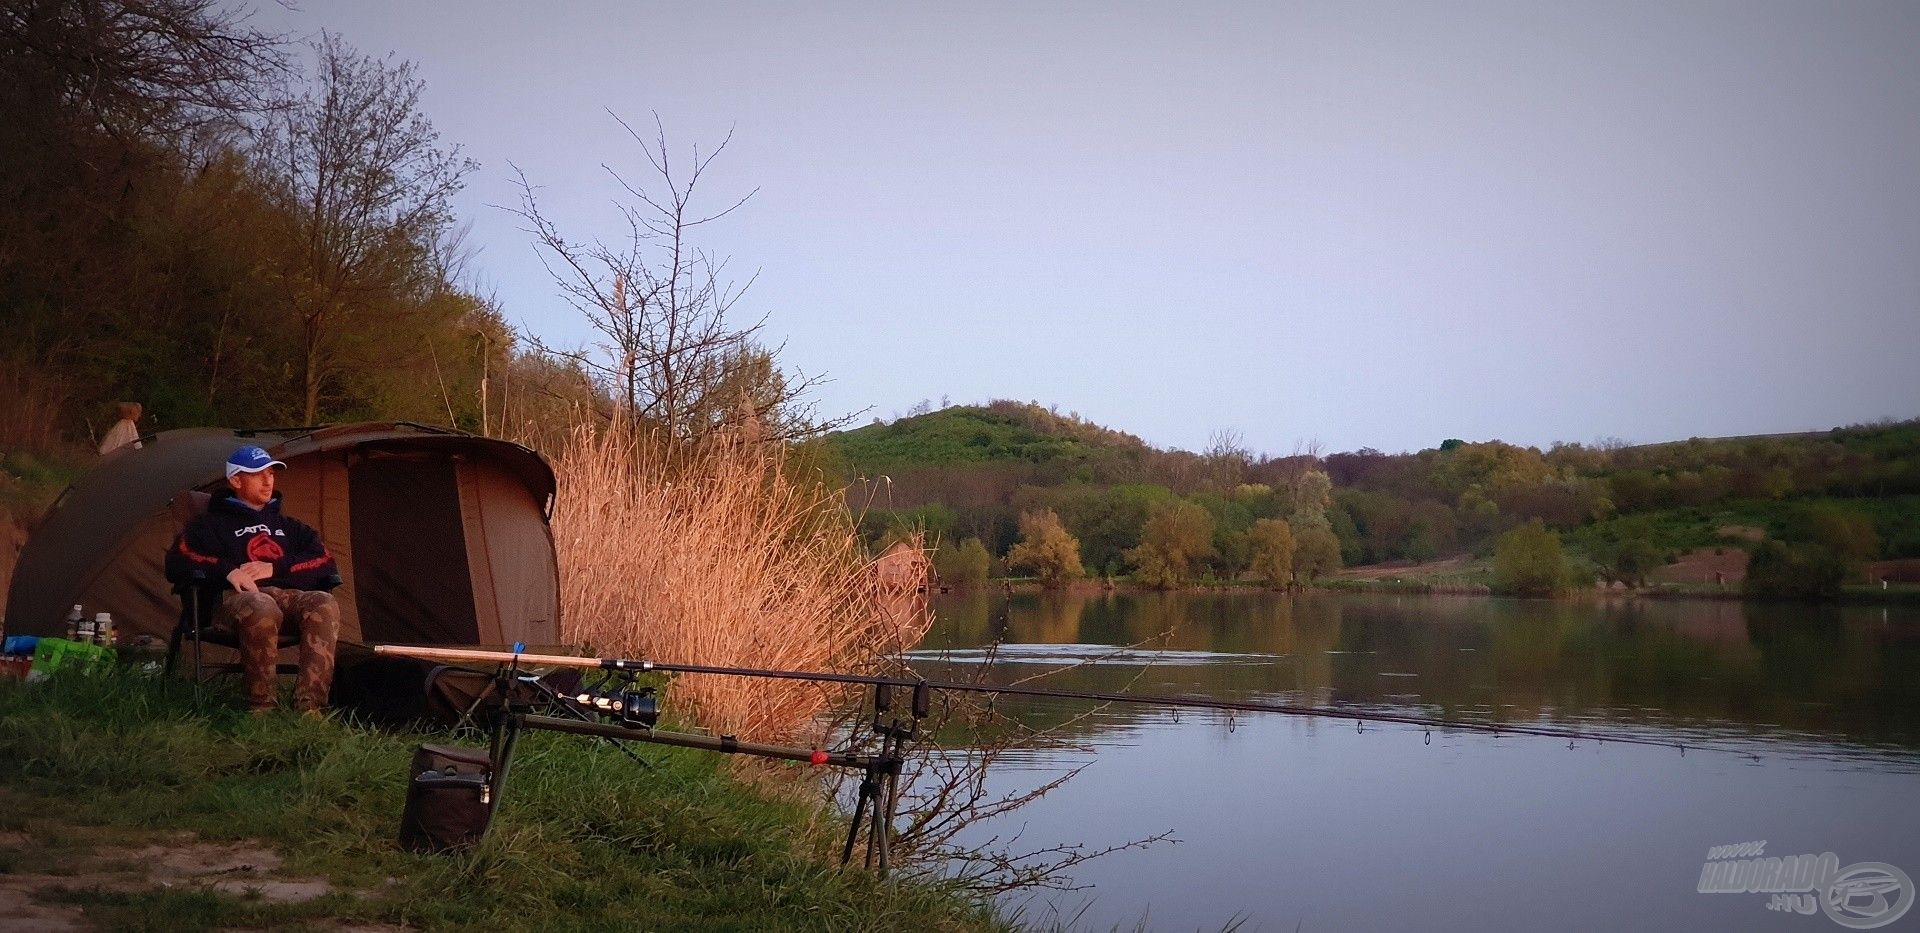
[
  {"xmin": 507, "ymin": 114, "xmax": 843, "ymax": 441},
  {"xmin": 1204, "ymin": 426, "xmax": 1252, "ymax": 491},
  {"xmin": 0, "ymin": 0, "xmax": 287, "ymax": 144},
  {"xmin": 252, "ymin": 32, "xmax": 474, "ymax": 423}
]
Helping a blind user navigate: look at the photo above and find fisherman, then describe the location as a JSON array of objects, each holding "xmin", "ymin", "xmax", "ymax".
[{"xmin": 165, "ymin": 445, "xmax": 341, "ymax": 715}]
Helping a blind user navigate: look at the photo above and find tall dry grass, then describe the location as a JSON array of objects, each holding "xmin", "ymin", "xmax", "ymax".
[
  {"xmin": 0, "ymin": 354, "xmax": 70, "ymax": 452},
  {"xmin": 539, "ymin": 416, "xmax": 931, "ymax": 742}
]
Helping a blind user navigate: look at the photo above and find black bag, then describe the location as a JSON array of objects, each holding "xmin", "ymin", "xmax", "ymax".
[{"xmin": 398, "ymin": 744, "xmax": 494, "ymax": 853}]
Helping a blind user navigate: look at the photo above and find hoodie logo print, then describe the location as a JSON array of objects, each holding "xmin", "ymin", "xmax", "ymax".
[{"xmin": 246, "ymin": 534, "xmax": 284, "ymax": 563}]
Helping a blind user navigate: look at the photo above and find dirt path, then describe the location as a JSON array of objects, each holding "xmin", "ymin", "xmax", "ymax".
[{"xmin": 0, "ymin": 792, "xmax": 393, "ymax": 931}]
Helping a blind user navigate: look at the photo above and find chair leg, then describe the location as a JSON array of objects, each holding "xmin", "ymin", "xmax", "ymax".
[
  {"xmin": 190, "ymin": 588, "xmax": 204, "ymax": 682},
  {"xmin": 165, "ymin": 625, "xmax": 183, "ymax": 676}
]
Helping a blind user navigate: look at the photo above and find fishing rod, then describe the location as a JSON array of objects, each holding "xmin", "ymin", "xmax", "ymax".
[
  {"xmin": 403, "ymin": 643, "xmax": 927, "ymax": 874},
  {"xmin": 374, "ymin": 644, "xmax": 1719, "ymax": 755}
]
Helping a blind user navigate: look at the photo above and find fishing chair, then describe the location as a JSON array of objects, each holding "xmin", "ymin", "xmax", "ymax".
[{"xmin": 161, "ymin": 490, "xmax": 340, "ymax": 682}]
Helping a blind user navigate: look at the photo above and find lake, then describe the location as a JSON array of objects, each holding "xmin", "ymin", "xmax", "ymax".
[{"xmin": 905, "ymin": 590, "xmax": 1920, "ymax": 931}]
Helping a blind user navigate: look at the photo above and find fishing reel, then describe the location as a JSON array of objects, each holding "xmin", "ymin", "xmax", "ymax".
[{"xmin": 566, "ymin": 683, "xmax": 660, "ymax": 729}]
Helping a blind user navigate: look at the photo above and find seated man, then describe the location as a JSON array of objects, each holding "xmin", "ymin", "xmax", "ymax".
[{"xmin": 164, "ymin": 445, "xmax": 341, "ymax": 714}]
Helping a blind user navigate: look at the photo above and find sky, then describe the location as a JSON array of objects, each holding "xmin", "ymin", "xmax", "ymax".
[{"xmin": 245, "ymin": 1, "xmax": 1920, "ymax": 456}]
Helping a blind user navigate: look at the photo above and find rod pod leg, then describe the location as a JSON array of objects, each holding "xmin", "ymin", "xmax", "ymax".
[
  {"xmin": 488, "ymin": 711, "xmax": 525, "ymax": 820},
  {"xmin": 864, "ymin": 767, "xmax": 881, "ymax": 869},
  {"xmin": 841, "ymin": 767, "xmax": 875, "ymax": 867},
  {"xmin": 875, "ymin": 763, "xmax": 897, "ymax": 876}
]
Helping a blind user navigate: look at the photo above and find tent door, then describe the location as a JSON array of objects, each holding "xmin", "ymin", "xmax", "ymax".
[{"xmin": 349, "ymin": 454, "xmax": 479, "ymax": 644}]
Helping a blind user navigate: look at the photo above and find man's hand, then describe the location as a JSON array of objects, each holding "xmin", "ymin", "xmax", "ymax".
[{"xmin": 226, "ymin": 561, "xmax": 275, "ymax": 593}]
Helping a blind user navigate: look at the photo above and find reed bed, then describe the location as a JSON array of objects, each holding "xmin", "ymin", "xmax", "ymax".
[{"xmin": 541, "ymin": 418, "xmax": 931, "ymax": 742}]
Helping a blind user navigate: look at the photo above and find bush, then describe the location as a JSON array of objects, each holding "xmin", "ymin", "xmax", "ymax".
[
  {"xmin": 1493, "ymin": 520, "xmax": 1570, "ymax": 595},
  {"xmin": 1004, "ymin": 509, "xmax": 1083, "ymax": 587},
  {"xmin": 936, "ymin": 537, "xmax": 992, "ymax": 587},
  {"xmin": 1744, "ymin": 538, "xmax": 1847, "ymax": 600}
]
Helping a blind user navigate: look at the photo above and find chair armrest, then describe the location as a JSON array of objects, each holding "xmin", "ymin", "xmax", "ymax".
[{"xmin": 171, "ymin": 569, "xmax": 213, "ymax": 596}]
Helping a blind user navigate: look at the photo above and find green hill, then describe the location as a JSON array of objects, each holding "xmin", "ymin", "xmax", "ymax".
[{"xmin": 827, "ymin": 401, "xmax": 1152, "ymax": 473}]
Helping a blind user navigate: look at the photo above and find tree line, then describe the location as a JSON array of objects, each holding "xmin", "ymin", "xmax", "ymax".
[{"xmin": 840, "ymin": 404, "xmax": 1919, "ymax": 597}]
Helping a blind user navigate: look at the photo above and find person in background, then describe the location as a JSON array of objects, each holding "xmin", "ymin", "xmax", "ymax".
[
  {"xmin": 164, "ymin": 446, "xmax": 341, "ymax": 714},
  {"xmin": 98, "ymin": 401, "xmax": 142, "ymax": 454}
]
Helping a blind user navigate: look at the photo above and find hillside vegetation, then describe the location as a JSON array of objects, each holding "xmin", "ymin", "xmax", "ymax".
[{"xmin": 831, "ymin": 405, "xmax": 1920, "ymax": 597}]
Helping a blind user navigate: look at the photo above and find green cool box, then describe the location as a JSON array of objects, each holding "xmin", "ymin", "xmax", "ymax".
[{"xmin": 30, "ymin": 637, "xmax": 116, "ymax": 676}]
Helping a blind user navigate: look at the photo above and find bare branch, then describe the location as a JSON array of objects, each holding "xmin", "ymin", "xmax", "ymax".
[{"xmin": 500, "ymin": 116, "xmax": 841, "ymax": 441}]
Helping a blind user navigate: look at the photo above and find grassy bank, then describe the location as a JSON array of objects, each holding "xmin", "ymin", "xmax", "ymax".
[
  {"xmin": 0, "ymin": 668, "xmax": 1000, "ymax": 932},
  {"xmin": 980, "ymin": 573, "xmax": 1920, "ymax": 604}
]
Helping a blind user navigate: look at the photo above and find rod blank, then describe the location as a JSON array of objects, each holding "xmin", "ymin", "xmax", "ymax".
[{"xmin": 375, "ymin": 644, "xmax": 1713, "ymax": 754}]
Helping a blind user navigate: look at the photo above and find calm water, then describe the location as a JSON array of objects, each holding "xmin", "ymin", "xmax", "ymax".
[{"xmin": 907, "ymin": 591, "xmax": 1920, "ymax": 931}]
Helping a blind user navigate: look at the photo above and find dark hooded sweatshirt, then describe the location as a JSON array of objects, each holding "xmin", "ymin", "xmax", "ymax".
[{"xmin": 164, "ymin": 489, "xmax": 338, "ymax": 591}]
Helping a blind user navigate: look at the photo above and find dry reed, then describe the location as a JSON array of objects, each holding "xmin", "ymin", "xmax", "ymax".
[
  {"xmin": 540, "ymin": 416, "xmax": 931, "ymax": 742},
  {"xmin": 0, "ymin": 354, "xmax": 71, "ymax": 451}
]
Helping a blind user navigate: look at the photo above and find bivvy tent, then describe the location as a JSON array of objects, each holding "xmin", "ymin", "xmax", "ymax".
[{"xmin": 5, "ymin": 422, "xmax": 560, "ymax": 650}]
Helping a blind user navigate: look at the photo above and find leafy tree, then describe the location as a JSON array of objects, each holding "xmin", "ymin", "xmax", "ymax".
[
  {"xmin": 253, "ymin": 33, "xmax": 476, "ymax": 423},
  {"xmin": 1745, "ymin": 538, "xmax": 1847, "ymax": 600},
  {"xmin": 1290, "ymin": 470, "xmax": 1333, "ymax": 529},
  {"xmin": 1404, "ymin": 522, "xmax": 1438, "ymax": 563},
  {"xmin": 1, "ymin": 0, "xmax": 288, "ymax": 438},
  {"xmin": 935, "ymin": 537, "xmax": 992, "ymax": 587},
  {"xmin": 1807, "ymin": 506, "xmax": 1879, "ymax": 577},
  {"xmin": 1292, "ymin": 525, "xmax": 1342, "ymax": 584},
  {"xmin": 1493, "ymin": 520, "xmax": 1570, "ymax": 595},
  {"xmin": 1004, "ymin": 509, "xmax": 1083, "ymax": 587},
  {"xmin": 1213, "ymin": 526, "xmax": 1251, "ymax": 579},
  {"xmin": 1246, "ymin": 518, "xmax": 1295, "ymax": 590},
  {"xmin": 1125, "ymin": 500, "xmax": 1214, "ymax": 588},
  {"xmin": 1190, "ymin": 491, "xmax": 1254, "ymax": 577},
  {"xmin": 1610, "ymin": 538, "xmax": 1663, "ymax": 588},
  {"xmin": 1052, "ymin": 483, "xmax": 1174, "ymax": 573}
]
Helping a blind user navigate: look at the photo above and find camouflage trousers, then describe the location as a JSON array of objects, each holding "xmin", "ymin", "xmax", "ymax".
[{"xmin": 221, "ymin": 587, "xmax": 340, "ymax": 712}]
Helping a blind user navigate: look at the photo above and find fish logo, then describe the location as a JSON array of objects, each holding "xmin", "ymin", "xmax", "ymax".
[
  {"xmin": 246, "ymin": 533, "xmax": 284, "ymax": 564},
  {"xmin": 1824, "ymin": 862, "xmax": 1912, "ymax": 930}
]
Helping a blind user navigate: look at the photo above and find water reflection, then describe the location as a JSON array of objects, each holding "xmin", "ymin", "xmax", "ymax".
[
  {"xmin": 914, "ymin": 591, "xmax": 1920, "ymax": 931},
  {"xmin": 916, "ymin": 590, "xmax": 1920, "ymax": 757}
]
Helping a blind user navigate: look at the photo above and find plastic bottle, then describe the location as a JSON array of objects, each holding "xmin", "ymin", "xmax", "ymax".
[
  {"xmin": 66, "ymin": 604, "xmax": 84, "ymax": 640},
  {"xmin": 94, "ymin": 612, "xmax": 114, "ymax": 648}
]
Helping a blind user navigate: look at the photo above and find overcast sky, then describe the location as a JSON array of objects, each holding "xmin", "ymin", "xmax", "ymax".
[{"xmin": 248, "ymin": 1, "xmax": 1920, "ymax": 455}]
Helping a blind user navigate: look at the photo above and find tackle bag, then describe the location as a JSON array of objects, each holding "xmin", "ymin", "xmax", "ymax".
[{"xmin": 398, "ymin": 744, "xmax": 494, "ymax": 853}]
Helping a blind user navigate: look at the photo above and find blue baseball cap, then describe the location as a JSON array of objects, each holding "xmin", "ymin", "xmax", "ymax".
[{"xmin": 225, "ymin": 445, "xmax": 287, "ymax": 478}]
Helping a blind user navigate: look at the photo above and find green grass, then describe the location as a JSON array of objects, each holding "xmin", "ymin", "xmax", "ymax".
[{"xmin": 0, "ymin": 668, "xmax": 1003, "ymax": 932}]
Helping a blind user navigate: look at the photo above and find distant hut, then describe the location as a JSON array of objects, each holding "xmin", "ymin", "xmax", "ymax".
[{"xmin": 873, "ymin": 535, "xmax": 936, "ymax": 644}]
